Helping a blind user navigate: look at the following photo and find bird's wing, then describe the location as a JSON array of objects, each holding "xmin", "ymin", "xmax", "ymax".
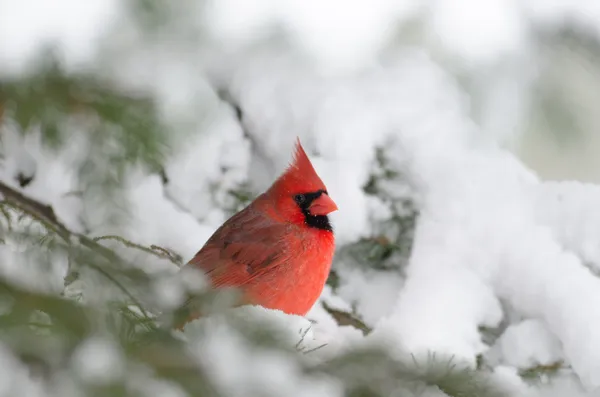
[
  {"xmin": 171, "ymin": 207, "xmax": 294, "ymax": 329},
  {"xmin": 185, "ymin": 206, "xmax": 294, "ymax": 288}
]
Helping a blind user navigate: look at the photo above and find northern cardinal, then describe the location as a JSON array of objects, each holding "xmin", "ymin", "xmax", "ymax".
[{"xmin": 174, "ymin": 138, "xmax": 337, "ymax": 329}]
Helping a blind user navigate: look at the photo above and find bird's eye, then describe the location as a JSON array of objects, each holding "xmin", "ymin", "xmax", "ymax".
[{"xmin": 294, "ymin": 194, "xmax": 306, "ymax": 204}]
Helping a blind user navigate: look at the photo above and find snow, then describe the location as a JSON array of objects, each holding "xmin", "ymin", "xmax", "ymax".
[
  {"xmin": 184, "ymin": 305, "xmax": 342, "ymax": 397},
  {"xmin": 429, "ymin": 0, "xmax": 528, "ymax": 64},
  {"xmin": 534, "ymin": 181, "xmax": 600, "ymax": 274},
  {"xmin": 0, "ymin": 344, "xmax": 46, "ymax": 397},
  {"xmin": 206, "ymin": 0, "xmax": 419, "ymax": 73},
  {"xmin": 198, "ymin": 47, "xmax": 600, "ymax": 391},
  {"xmin": 3, "ymin": 1, "xmax": 600, "ymax": 396},
  {"xmin": 0, "ymin": 126, "xmax": 84, "ymax": 233},
  {"xmin": 185, "ymin": 45, "xmax": 600, "ymax": 391},
  {"xmin": 119, "ymin": 173, "xmax": 215, "ymax": 265},
  {"xmin": 0, "ymin": 0, "xmax": 120, "ymax": 76},
  {"xmin": 336, "ymin": 269, "xmax": 402, "ymax": 325},
  {"xmin": 183, "ymin": 305, "xmax": 318, "ymax": 351},
  {"xmin": 486, "ymin": 319, "xmax": 563, "ymax": 369},
  {"xmin": 162, "ymin": 110, "xmax": 251, "ymax": 225},
  {"xmin": 71, "ymin": 337, "xmax": 125, "ymax": 385}
]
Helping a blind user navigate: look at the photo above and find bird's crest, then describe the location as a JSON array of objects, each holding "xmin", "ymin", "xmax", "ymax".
[{"xmin": 271, "ymin": 138, "xmax": 327, "ymax": 194}]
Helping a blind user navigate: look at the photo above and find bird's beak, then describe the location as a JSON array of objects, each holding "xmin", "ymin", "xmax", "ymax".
[{"xmin": 309, "ymin": 193, "xmax": 338, "ymax": 216}]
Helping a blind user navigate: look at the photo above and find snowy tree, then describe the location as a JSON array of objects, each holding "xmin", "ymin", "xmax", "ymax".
[{"xmin": 2, "ymin": 1, "xmax": 600, "ymax": 396}]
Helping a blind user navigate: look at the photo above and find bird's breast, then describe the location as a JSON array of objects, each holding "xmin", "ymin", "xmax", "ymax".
[{"xmin": 245, "ymin": 229, "xmax": 334, "ymax": 316}]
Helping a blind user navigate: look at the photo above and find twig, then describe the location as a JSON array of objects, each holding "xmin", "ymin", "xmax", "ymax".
[
  {"xmin": 94, "ymin": 235, "xmax": 183, "ymax": 267},
  {"xmin": 295, "ymin": 324, "xmax": 329, "ymax": 355},
  {"xmin": 302, "ymin": 343, "xmax": 328, "ymax": 355},
  {"xmin": 0, "ymin": 203, "xmax": 13, "ymax": 231},
  {"xmin": 0, "ymin": 182, "xmax": 120, "ymax": 261},
  {"xmin": 295, "ymin": 324, "xmax": 313, "ymax": 350},
  {"xmin": 150, "ymin": 244, "xmax": 183, "ymax": 266},
  {"xmin": 519, "ymin": 361, "xmax": 568, "ymax": 379},
  {"xmin": 0, "ymin": 181, "xmax": 70, "ymax": 240}
]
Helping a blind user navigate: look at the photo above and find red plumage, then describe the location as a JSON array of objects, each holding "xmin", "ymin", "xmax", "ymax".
[{"xmin": 176, "ymin": 138, "xmax": 337, "ymax": 328}]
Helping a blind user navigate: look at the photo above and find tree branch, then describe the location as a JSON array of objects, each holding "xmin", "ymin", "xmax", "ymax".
[
  {"xmin": 0, "ymin": 180, "xmax": 70, "ymax": 240},
  {"xmin": 0, "ymin": 180, "xmax": 152, "ymax": 316},
  {"xmin": 94, "ymin": 234, "xmax": 183, "ymax": 267}
]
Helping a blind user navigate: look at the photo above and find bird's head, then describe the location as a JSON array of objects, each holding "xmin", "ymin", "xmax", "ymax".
[{"xmin": 267, "ymin": 138, "xmax": 338, "ymax": 231}]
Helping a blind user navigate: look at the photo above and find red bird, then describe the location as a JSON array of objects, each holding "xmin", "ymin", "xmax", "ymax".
[{"xmin": 176, "ymin": 138, "xmax": 337, "ymax": 327}]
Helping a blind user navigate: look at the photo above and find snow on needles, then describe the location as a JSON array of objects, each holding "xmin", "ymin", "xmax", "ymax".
[
  {"xmin": 214, "ymin": 50, "xmax": 600, "ymax": 390},
  {"xmin": 184, "ymin": 305, "xmax": 342, "ymax": 397},
  {"xmin": 5, "ymin": 44, "xmax": 600, "ymax": 394},
  {"xmin": 5, "ymin": 4, "xmax": 600, "ymax": 395}
]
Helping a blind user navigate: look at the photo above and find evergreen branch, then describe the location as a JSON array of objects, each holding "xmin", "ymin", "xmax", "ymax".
[
  {"xmin": 0, "ymin": 180, "xmax": 150, "ymax": 318},
  {"xmin": 312, "ymin": 347, "xmax": 509, "ymax": 397},
  {"xmin": 0, "ymin": 181, "xmax": 70, "ymax": 240},
  {"xmin": 150, "ymin": 244, "xmax": 183, "ymax": 266},
  {"xmin": 0, "ymin": 277, "xmax": 93, "ymax": 337},
  {"xmin": 295, "ymin": 324, "xmax": 329, "ymax": 354},
  {"xmin": 0, "ymin": 203, "xmax": 13, "ymax": 231},
  {"xmin": 94, "ymin": 234, "xmax": 183, "ymax": 267},
  {"xmin": 519, "ymin": 361, "xmax": 567, "ymax": 379},
  {"xmin": 84, "ymin": 257, "xmax": 151, "ymax": 318},
  {"xmin": 295, "ymin": 324, "xmax": 313, "ymax": 350},
  {"xmin": 0, "ymin": 181, "xmax": 119, "ymax": 261}
]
